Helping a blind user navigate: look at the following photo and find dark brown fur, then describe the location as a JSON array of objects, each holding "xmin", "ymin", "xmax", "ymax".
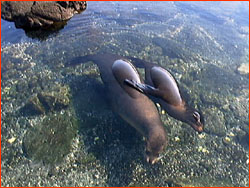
[
  {"xmin": 126, "ymin": 56, "xmax": 204, "ymax": 133},
  {"xmin": 70, "ymin": 54, "xmax": 167, "ymax": 164}
]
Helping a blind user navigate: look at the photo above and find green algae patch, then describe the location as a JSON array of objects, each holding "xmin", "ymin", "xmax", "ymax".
[{"xmin": 23, "ymin": 112, "xmax": 78, "ymax": 164}]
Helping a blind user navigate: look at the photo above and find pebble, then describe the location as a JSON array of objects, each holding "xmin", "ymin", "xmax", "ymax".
[
  {"xmin": 198, "ymin": 146, "xmax": 209, "ymax": 153},
  {"xmin": 175, "ymin": 136, "xmax": 180, "ymax": 142},
  {"xmin": 161, "ymin": 110, "xmax": 166, "ymax": 115},
  {"xmin": 198, "ymin": 133, "xmax": 206, "ymax": 139},
  {"xmin": 237, "ymin": 63, "xmax": 249, "ymax": 75},
  {"xmin": 228, "ymin": 132, "xmax": 235, "ymax": 137},
  {"xmin": 156, "ymin": 103, "xmax": 161, "ymax": 108},
  {"xmin": 222, "ymin": 136, "xmax": 232, "ymax": 145},
  {"xmin": 7, "ymin": 137, "xmax": 16, "ymax": 144},
  {"xmin": 225, "ymin": 137, "xmax": 231, "ymax": 142}
]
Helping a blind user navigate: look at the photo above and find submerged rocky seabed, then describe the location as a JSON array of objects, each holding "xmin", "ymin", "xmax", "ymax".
[{"xmin": 1, "ymin": 2, "xmax": 249, "ymax": 187}]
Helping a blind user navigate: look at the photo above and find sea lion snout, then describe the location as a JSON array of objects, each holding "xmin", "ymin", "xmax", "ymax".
[
  {"xmin": 145, "ymin": 134, "xmax": 167, "ymax": 164},
  {"xmin": 145, "ymin": 152, "xmax": 164, "ymax": 164},
  {"xmin": 190, "ymin": 111, "xmax": 204, "ymax": 133},
  {"xmin": 146, "ymin": 155, "xmax": 159, "ymax": 165},
  {"xmin": 191, "ymin": 123, "xmax": 204, "ymax": 133}
]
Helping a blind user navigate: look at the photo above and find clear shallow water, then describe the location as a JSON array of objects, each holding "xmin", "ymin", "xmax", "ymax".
[{"xmin": 1, "ymin": 1, "xmax": 249, "ymax": 187}]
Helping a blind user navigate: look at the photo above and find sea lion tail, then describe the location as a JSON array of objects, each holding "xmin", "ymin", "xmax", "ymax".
[
  {"xmin": 126, "ymin": 57, "xmax": 148, "ymax": 68},
  {"xmin": 66, "ymin": 55, "xmax": 97, "ymax": 67}
]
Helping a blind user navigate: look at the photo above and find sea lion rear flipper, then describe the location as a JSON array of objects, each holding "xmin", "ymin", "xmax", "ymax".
[
  {"xmin": 126, "ymin": 56, "xmax": 156, "ymax": 69},
  {"xmin": 124, "ymin": 79, "xmax": 161, "ymax": 97},
  {"xmin": 125, "ymin": 57, "xmax": 147, "ymax": 68},
  {"xmin": 66, "ymin": 55, "xmax": 99, "ymax": 67}
]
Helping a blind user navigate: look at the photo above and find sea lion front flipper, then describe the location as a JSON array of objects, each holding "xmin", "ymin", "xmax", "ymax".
[
  {"xmin": 112, "ymin": 60, "xmax": 143, "ymax": 99},
  {"xmin": 124, "ymin": 79, "xmax": 144, "ymax": 93},
  {"xmin": 124, "ymin": 79, "xmax": 161, "ymax": 97}
]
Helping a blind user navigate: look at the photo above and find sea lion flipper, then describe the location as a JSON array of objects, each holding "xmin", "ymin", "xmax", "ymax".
[
  {"xmin": 112, "ymin": 60, "xmax": 143, "ymax": 99},
  {"xmin": 124, "ymin": 79, "xmax": 160, "ymax": 97},
  {"xmin": 124, "ymin": 79, "xmax": 144, "ymax": 93},
  {"xmin": 66, "ymin": 55, "xmax": 98, "ymax": 67},
  {"xmin": 125, "ymin": 57, "xmax": 147, "ymax": 68}
]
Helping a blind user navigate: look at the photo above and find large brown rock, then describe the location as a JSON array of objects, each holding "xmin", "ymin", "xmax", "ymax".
[{"xmin": 1, "ymin": 1, "xmax": 87, "ymax": 29}]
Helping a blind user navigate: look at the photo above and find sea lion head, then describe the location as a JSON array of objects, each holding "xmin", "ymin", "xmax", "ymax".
[
  {"xmin": 185, "ymin": 110, "xmax": 204, "ymax": 133},
  {"xmin": 145, "ymin": 133, "xmax": 167, "ymax": 164}
]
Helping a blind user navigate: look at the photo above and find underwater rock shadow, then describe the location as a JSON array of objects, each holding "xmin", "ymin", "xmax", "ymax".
[
  {"xmin": 68, "ymin": 75, "xmax": 147, "ymax": 186},
  {"xmin": 23, "ymin": 24, "xmax": 65, "ymax": 41}
]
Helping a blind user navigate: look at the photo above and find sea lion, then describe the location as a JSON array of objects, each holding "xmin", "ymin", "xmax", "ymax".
[
  {"xmin": 124, "ymin": 57, "xmax": 204, "ymax": 133},
  {"xmin": 70, "ymin": 54, "xmax": 204, "ymax": 133},
  {"xmin": 69, "ymin": 54, "xmax": 167, "ymax": 164}
]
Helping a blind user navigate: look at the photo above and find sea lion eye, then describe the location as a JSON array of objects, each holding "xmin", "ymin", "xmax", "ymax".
[{"xmin": 193, "ymin": 112, "xmax": 200, "ymax": 123}]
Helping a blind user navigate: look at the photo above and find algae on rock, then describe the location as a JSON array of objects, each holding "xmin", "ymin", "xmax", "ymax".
[
  {"xmin": 21, "ymin": 84, "xmax": 71, "ymax": 115},
  {"xmin": 23, "ymin": 111, "xmax": 78, "ymax": 164}
]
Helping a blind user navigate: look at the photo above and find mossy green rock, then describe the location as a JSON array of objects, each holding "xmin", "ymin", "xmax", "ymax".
[
  {"xmin": 23, "ymin": 95, "xmax": 46, "ymax": 115},
  {"xmin": 22, "ymin": 84, "xmax": 70, "ymax": 115},
  {"xmin": 23, "ymin": 112, "xmax": 78, "ymax": 164},
  {"xmin": 203, "ymin": 107, "xmax": 227, "ymax": 137}
]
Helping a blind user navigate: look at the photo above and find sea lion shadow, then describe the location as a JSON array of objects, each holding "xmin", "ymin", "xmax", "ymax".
[{"xmin": 69, "ymin": 75, "xmax": 147, "ymax": 186}]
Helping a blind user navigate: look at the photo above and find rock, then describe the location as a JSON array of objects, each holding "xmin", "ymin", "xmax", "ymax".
[
  {"xmin": 203, "ymin": 107, "xmax": 227, "ymax": 137},
  {"xmin": 222, "ymin": 136, "xmax": 232, "ymax": 145},
  {"xmin": 7, "ymin": 137, "xmax": 16, "ymax": 144},
  {"xmin": 235, "ymin": 128, "xmax": 249, "ymax": 148},
  {"xmin": 237, "ymin": 63, "xmax": 249, "ymax": 75},
  {"xmin": 21, "ymin": 85, "xmax": 70, "ymax": 115},
  {"xmin": 22, "ymin": 94, "xmax": 46, "ymax": 115},
  {"xmin": 23, "ymin": 112, "xmax": 78, "ymax": 164},
  {"xmin": 1, "ymin": 1, "xmax": 87, "ymax": 30},
  {"xmin": 37, "ymin": 90, "xmax": 70, "ymax": 112}
]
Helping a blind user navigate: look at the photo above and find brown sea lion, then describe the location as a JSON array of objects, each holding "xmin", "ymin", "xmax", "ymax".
[
  {"xmin": 70, "ymin": 54, "xmax": 204, "ymax": 133},
  {"xmin": 69, "ymin": 54, "xmax": 167, "ymax": 164},
  {"xmin": 124, "ymin": 57, "xmax": 204, "ymax": 133}
]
